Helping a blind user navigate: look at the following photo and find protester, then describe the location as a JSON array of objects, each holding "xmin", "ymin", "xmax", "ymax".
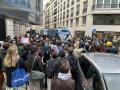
[
  {"xmin": 66, "ymin": 47, "xmax": 80, "ymax": 90},
  {"xmin": 51, "ymin": 60, "xmax": 75, "ymax": 90},
  {"xmin": 45, "ymin": 52, "xmax": 59, "ymax": 90},
  {"xmin": 0, "ymin": 54, "xmax": 4, "ymax": 90},
  {"xmin": 110, "ymin": 44, "xmax": 119, "ymax": 54},
  {"xmin": 26, "ymin": 45, "xmax": 44, "ymax": 90},
  {"xmin": 4, "ymin": 45, "xmax": 27, "ymax": 90}
]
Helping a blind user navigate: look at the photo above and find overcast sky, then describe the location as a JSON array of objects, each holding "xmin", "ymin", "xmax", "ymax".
[{"xmin": 43, "ymin": 0, "xmax": 49, "ymax": 9}]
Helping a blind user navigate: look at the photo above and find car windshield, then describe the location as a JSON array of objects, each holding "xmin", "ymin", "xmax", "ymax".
[{"xmin": 103, "ymin": 73, "xmax": 120, "ymax": 90}]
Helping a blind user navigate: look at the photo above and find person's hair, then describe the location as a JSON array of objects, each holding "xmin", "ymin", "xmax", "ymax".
[
  {"xmin": 30, "ymin": 45, "xmax": 38, "ymax": 54},
  {"xmin": 4, "ymin": 45, "xmax": 19, "ymax": 67},
  {"xmin": 51, "ymin": 51, "xmax": 58, "ymax": 59},
  {"xmin": 60, "ymin": 60, "xmax": 70, "ymax": 73},
  {"xmin": 68, "ymin": 47, "xmax": 74, "ymax": 54},
  {"xmin": 58, "ymin": 51, "xmax": 66, "ymax": 58},
  {"xmin": 3, "ymin": 42, "xmax": 10, "ymax": 50}
]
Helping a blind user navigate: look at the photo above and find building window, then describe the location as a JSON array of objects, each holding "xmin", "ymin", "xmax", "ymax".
[
  {"xmin": 104, "ymin": 0, "xmax": 111, "ymax": 8},
  {"xmin": 93, "ymin": 14, "xmax": 120, "ymax": 25},
  {"xmin": 58, "ymin": 14, "xmax": 59, "ymax": 21},
  {"xmin": 63, "ymin": 12, "xmax": 65, "ymax": 19},
  {"xmin": 60, "ymin": 22, "xmax": 62, "ymax": 26},
  {"xmin": 63, "ymin": 21, "xmax": 65, "ymax": 26},
  {"xmin": 71, "ymin": 0, "xmax": 74, "ymax": 6},
  {"xmin": 97, "ymin": 0, "xmax": 103, "ymax": 8},
  {"xmin": 77, "ymin": 0, "xmax": 80, "ymax": 3},
  {"xmin": 76, "ymin": 4, "xmax": 80, "ymax": 16},
  {"xmin": 70, "ymin": 19, "xmax": 73, "ymax": 26},
  {"xmin": 54, "ymin": 8, "xmax": 57, "ymax": 15},
  {"xmin": 61, "ymin": 4, "xmax": 62, "ymax": 11},
  {"xmin": 83, "ymin": 1, "xmax": 88, "ymax": 13},
  {"xmin": 4, "ymin": 0, "xmax": 29, "ymax": 7},
  {"xmin": 54, "ymin": 1, "xmax": 57, "ymax": 8},
  {"xmin": 66, "ymin": 10, "xmax": 69, "ymax": 18},
  {"xmin": 58, "ymin": 7, "xmax": 59, "ymax": 13},
  {"xmin": 71, "ymin": 7, "xmax": 74, "ymax": 17},
  {"xmin": 82, "ymin": 16, "xmax": 86, "ymax": 24},
  {"xmin": 67, "ymin": 0, "xmax": 69, "ymax": 8},
  {"xmin": 111, "ymin": 0, "xmax": 118, "ymax": 8},
  {"xmin": 54, "ymin": 16, "xmax": 57, "ymax": 22},
  {"xmin": 63, "ymin": 2, "xmax": 66, "ymax": 9},
  {"xmin": 66, "ymin": 20, "xmax": 69, "ymax": 26},
  {"xmin": 60, "ymin": 13, "xmax": 62, "ymax": 20},
  {"xmin": 76, "ymin": 18, "xmax": 79, "ymax": 26},
  {"xmin": 95, "ymin": 0, "xmax": 119, "ymax": 9}
]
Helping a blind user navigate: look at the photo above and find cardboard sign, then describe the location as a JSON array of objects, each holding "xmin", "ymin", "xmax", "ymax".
[{"xmin": 21, "ymin": 37, "xmax": 30, "ymax": 44}]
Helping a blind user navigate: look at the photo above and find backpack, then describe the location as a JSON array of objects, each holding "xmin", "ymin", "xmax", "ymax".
[
  {"xmin": 45, "ymin": 59, "xmax": 58, "ymax": 79},
  {"xmin": 11, "ymin": 67, "xmax": 29, "ymax": 87}
]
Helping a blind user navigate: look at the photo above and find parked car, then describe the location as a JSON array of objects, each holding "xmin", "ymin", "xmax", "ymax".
[{"xmin": 78, "ymin": 53, "xmax": 120, "ymax": 90}]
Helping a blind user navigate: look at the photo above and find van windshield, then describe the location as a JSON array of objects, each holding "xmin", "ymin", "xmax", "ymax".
[{"xmin": 58, "ymin": 30, "xmax": 70, "ymax": 40}]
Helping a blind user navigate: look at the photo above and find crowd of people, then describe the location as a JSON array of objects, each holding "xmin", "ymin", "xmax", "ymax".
[{"xmin": 0, "ymin": 34, "xmax": 119, "ymax": 90}]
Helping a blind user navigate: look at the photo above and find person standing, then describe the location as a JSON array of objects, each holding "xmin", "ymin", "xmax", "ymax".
[
  {"xmin": 26, "ymin": 45, "xmax": 44, "ymax": 90},
  {"xmin": 4, "ymin": 45, "xmax": 27, "ymax": 90},
  {"xmin": 51, "ymin": 60, "xmax": 75, "ymax": 90},
  {"xmin": 0, "ymin": 54, "xmax": 4, "ymax": 90},
  {"xmin": 45, "ymin": 52, "xmax": 59, "ymax": 90}
]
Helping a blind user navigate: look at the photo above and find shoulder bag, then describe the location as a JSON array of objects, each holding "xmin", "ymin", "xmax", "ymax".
[{"xmin": 30, "ymin": 56, "xmax": 45, "ymax": 81}]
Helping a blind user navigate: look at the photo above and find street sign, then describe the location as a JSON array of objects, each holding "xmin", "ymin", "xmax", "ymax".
[{"xmin": 92, "ymin": 28, "xmax": 96, "ymax": 33}]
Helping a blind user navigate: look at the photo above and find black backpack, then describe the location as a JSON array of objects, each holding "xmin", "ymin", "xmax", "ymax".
[{"xmin": 45, "ymin": 59, "xmax": 59, "ymax": 79}]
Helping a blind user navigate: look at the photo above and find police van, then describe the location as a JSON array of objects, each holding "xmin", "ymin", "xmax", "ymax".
[{"xmin": 40, "ymin": 28, "xmax": 72, "ymax": 40}]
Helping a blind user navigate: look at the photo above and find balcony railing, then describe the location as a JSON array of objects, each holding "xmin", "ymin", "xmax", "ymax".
[{"xmin": 92, "ymin": 4, "xmax": 120, "ymax": 10}]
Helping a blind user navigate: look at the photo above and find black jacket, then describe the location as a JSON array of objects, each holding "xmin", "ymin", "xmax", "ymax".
[
  {"xmin": 26, "ymin": 54, "xmax": 44, "ymax": 73},
  {"xmin": 45, "ymin": 58, "xmax": 59, "ymax": 79}
]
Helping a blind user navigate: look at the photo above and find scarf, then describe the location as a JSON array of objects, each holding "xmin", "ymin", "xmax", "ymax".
[{"xmin": 58, "ymin": 72, "xmax": 71, "ymax": 80}]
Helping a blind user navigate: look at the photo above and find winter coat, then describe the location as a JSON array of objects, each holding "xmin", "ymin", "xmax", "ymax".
[
  {"xmin": 66, "ymin": 54, "xmax": 78, "ymax": 79},
  {"xmin": 51, "ymin": 77, "xmax": 75, "ymax": 90},
  {"xmin": 110, "ymin": 46, "xmax": 118, "ymax": 54}
]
